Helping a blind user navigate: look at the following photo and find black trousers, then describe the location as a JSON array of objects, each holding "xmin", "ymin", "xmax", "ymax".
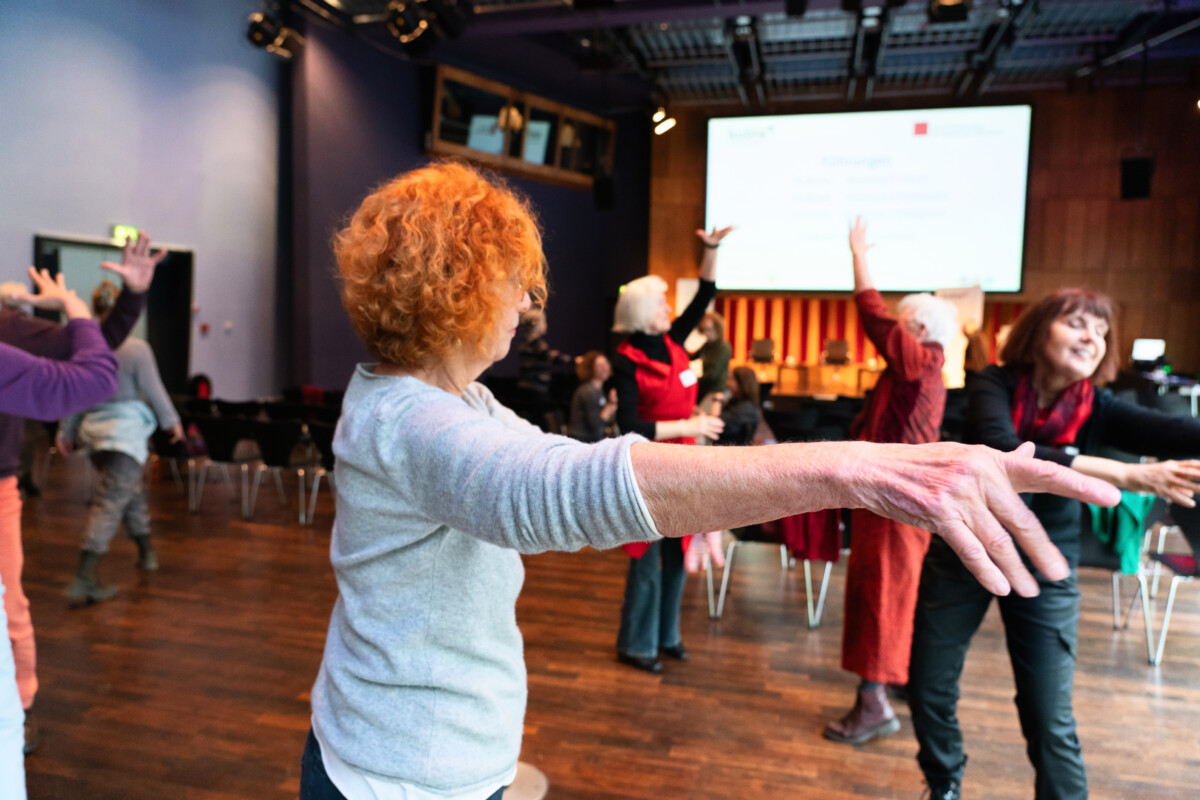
[
  {"xmin": 301, "ymin": 729, "xmax": 507, "ymax": 800},
  {"xmin": 908, "ymin": 539, "xmax": 1087, "ymax": 800}
]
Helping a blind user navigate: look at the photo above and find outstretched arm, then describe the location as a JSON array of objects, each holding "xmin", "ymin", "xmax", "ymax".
[{"xmin": 630, "ymin": 439, "xmax": 1119, "ymax": 598}]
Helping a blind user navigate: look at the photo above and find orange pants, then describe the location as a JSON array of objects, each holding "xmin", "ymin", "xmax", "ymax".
[
  {"xmin": 0, "ymin": 479, "xmax": 35, "ymax": 709},
  {"xmin": 841, "ymin": 509, "xmax": 931, "ymax": 685}
]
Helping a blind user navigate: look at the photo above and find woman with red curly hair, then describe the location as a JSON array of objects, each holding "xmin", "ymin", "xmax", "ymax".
[{"xmin": 300, "ymin": 162, "xmax": 1120, "ymax": 800}]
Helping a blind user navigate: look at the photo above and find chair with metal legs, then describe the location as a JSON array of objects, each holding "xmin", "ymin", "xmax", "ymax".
[
  {"xmin": 1142, "ymin": 501, "xmax": 1200, "ymax": 665},
  {"xmin": 304, "ymin": 421, "xmax": 336, "ymax": 526},
  {"xmin": 189, "ymin": 414, "xmax": 255, "ymax": 516},
  {"xmin": 248, "ymin": 418, "xmax": 307, "ymax": 524},
  {"xmin": 705, "ymin": 514, "xmax": 837, "ymax": 628}
]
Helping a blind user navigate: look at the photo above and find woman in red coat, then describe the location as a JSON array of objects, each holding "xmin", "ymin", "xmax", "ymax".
[
  {"xmin": 611, "ymin": 226, "xmax": 732, "ymax": 673},
  {"xmin": 824, "ymin": 218, "xmax": 959, "ymax": 744}
]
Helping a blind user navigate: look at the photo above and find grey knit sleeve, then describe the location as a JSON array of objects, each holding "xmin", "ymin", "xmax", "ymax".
[{"xmin": 364, "ymin": 387, "xmax": 660, "ymax": 554}]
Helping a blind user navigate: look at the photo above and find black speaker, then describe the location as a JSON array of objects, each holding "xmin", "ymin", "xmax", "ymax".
[
  {"xmin": 593, "ymin": 174, "xmax": 614, "ymax": 211},
  {"xmin": 786, "ymin": 0, "xmax": 808, "ymax": 16},
  {"xmin": 1121, "ymin": 157, "xmax": 1154, "ymax": 199}
]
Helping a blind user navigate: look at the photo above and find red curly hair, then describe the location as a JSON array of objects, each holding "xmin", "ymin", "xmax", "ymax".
[{"xmin": 336, "ymin": 162, "xmax": 548, "ymax": 368}]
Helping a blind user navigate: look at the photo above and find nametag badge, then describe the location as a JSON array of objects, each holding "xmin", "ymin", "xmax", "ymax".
[{"xmin": 679, "ymin": 369, "xmax": 698, "ymax": 389}]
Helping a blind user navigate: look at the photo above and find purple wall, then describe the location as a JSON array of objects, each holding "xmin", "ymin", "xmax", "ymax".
[
  {"xmin": 0, "ymin": 0, "xmax": 282, "ymax": 400},
  {"xmin": 290, "ymin": 22, "xmax": 650, "ymax": 388}
]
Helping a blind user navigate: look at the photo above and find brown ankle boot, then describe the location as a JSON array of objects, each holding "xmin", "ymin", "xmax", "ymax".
[{"xmin": 823, "ymin": 684, "xmax": 900, "ymax": 744}]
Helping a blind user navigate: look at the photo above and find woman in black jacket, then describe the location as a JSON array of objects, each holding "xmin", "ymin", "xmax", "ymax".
[{"xmin": 908, "ymin": 288, "xmax": 1200, "ymax": 800}]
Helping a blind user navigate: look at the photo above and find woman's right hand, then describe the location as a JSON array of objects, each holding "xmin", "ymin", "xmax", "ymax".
[
  {"xmin": 692, "ymin": 414, "xmax": 724, "ymax": 440},
  {"xmin": 12, "ymin": 268, "xmax": 92, "ymax": 320},
  {"xmin": 855, "ymin": 441, "xmax": 1120, "ymax": 596}
]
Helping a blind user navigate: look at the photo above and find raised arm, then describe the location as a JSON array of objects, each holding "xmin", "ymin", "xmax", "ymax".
[
  {"xmin": 96, "ymin": 231, "xmax": 168, "ymax": 349},
  {"xmin": 849, "ymin": 217, "xmax": 938, "ymax": 380},
  {"xmin": 849, "ymin": 215, "xmax": 875, "ymax": 293},
  {"xmin": 0, "ymin": 270, "xmax": 117, "ymax": 420}
]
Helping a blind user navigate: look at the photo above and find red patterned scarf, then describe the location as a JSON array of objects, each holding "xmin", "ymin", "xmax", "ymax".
[{"xmin": 1010, "ymin": 372, "xmax": 1094, "ymax": 446}]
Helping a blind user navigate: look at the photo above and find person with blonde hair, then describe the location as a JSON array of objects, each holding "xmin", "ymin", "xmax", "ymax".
[
  {"xmin": 299, "ymin": 161, "xmax": 1119, "ymax": 800},
  {"xmin": 609, "ymin": 228, "xmax": 732, "ymax": 672}
]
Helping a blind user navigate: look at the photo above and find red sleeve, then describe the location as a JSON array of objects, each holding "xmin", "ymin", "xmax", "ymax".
[{"xmin": 854, "ymin": 289, "xmax": 939, "ymax": 382}]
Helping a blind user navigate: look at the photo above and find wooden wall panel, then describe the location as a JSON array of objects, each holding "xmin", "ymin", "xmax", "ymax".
[{"xmin": 649, "ymin": 86, "xmax": 1200, "ymax": 372}]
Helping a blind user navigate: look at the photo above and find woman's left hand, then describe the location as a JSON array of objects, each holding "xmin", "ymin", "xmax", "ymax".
[
  {"xmin": 695, "ymin": 226, "xmax": 735, "ymax": 247},
  {"xmin": 1125, "ymin": 459, "xmax": 1200, "ymax": 507}
]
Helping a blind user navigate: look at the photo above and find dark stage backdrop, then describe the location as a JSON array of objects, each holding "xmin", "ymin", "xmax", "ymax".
[{"xmin": 289, "ymin": 22, "xmax": 652, "ymax": 390}]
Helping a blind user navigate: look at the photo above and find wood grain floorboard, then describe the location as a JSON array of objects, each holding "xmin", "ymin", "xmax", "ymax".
[{"xmin": 17, "ymin": 458, "xmax": 1200, "ymax": 798}]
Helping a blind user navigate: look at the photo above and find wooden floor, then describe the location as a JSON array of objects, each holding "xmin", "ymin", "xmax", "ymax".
[{"xmin": 17, "ymin": 456, "xmax": 1200, "ymax": 799}]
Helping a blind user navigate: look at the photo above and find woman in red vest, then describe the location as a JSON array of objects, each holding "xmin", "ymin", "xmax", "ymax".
[
  {"xmin": 610, "ymin": 226, "xmax": 733, "ymax": 673},
  {"xmin": 824, "ymin": 217, "xmax": 958, "ymax": 745}
]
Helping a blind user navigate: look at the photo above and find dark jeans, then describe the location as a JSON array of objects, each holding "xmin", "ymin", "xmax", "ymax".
[
  {"xmin": 616, "ymin": 538, "xmax": 687, "ymax": 659},
  {"xmin": 301, "ymin": 729, "xmax": 506, "ymax": 799},
  {"xmin": 908, "ymin": 539, "xmax": 1086, "ymax": 800}
]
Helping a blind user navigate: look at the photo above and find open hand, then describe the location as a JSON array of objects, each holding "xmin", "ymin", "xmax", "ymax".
[
  {"xmin": 859, "ymin": 441, "xmax": 1120, "ymax": 597},
  {"xmin": 12, "ymin": 267, "xmax": 91, "ymax": 320},
  {"xmin": 695, "ymin": 226, "xmax": 735, "ymax": 247},
  {"xmin": 849, "ymin": 216, "xmax": 874, "ymax": 259},
  {"xmin": 101, "ymin": 231, "xmax": 168, "ymax": 293}
]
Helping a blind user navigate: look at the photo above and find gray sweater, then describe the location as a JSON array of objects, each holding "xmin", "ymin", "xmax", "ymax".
[
  {"xmin": 311, "ymin": 366, "xmax": 659, "ymax": 793},
  {"xmin": 61, "ymin": 337, "xmax": 180, "ymax": 464}
]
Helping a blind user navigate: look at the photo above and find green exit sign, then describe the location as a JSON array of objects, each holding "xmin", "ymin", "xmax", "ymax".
[{"xmin": 111, "ymin": 225, "xmax": 138, "ymax": 244}]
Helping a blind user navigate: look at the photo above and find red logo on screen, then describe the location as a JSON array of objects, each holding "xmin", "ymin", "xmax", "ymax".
[{"xmin": 914, "ymin": 122, "xmax": 928, "ymax": 135}]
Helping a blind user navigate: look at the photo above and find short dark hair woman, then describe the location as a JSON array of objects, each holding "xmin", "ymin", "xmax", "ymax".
[{"xmin": 908, "ymin": 288, "xmax": 1200, "ymax": 800}]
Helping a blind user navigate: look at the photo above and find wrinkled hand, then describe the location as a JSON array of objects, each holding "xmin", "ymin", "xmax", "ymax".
[
  {"xmin": 695, "ymin": 226, "xmax": 735, "ymax": 247},
  {"xmin": 849, "ymin": 216, "xmax": 873, "ymax": 259},
  {"xmin": 1126, "ymin": 459, "xmax": 1200, "ymax": 507},
  {"xmin": 101, "ymin": 231, "xmax": 168, "ymax": 293},
  {"xmin": 859, "ymin": 441, "xmax": 1120, "ymax": 597},
  {"xmin": 167, "ymin": 423, "xmax": 186, "ymax": 445},
  {"xmin": 692, "ymin": 413, "xmax": 724, "ymax": 440},
  {"xmin": 13, "ymin": 267, "xmax": 91, "ymax": 320}
]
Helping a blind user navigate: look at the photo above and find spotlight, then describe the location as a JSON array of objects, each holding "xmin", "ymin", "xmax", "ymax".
[
  {"xmin": 246, "ymin": 12, "xmax": 280, "ymax": 48},
  {"xmin": 246, "ymin": 11, "xmax": 304, "ymax": 59},
  {"xmin": 652, "ymin": 107, "xmax": 666, "ymax": 123},
  {"xmin": 654, "ymin": 117, "xmax": 677, "ymax": 135},
  {"xmin": 928, "ymin": 0, "xmax": 971, "ymax": 24},
  {"xmin": 387, "ymin": 1, "xmax": 430, "ymax": 45}
]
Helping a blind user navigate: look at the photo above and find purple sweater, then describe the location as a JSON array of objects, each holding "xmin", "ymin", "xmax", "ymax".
[{"xmin": 0, "ymin": 290, "xmax": 145, "ymax": 477}]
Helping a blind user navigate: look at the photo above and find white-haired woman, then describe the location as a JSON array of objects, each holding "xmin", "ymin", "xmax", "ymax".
[
  {"xmin": 825, "ymin": 217, "xmax": 959, "ymax": 745},
  {"xmin": 609, "ymin": 226, "xmax": 732, "ymax": 673}
]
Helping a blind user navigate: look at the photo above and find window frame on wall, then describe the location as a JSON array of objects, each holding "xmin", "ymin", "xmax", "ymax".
[{"xmin": 429, "ymin": 64, "xmax": 616, "ymax": 191}]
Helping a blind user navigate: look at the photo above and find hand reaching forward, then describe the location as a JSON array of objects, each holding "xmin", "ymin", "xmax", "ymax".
[
  {"xmin": 11, "ymin": 267, "xmax": 91, "ymax": 320},
  {"xmin": 695, "ymin": 226, "xmax": 735, "ymax": 247},
  {"xmin": 856, "ymin": 441, "xmax": 1121, "ymax": 597},
  {"xmin": 101, "ymin": 230, "xmax": 168, "ymax": 293},
  {"xmin": 1125, "ymin": 459, "xmax": 1200, "ymax": 507}
]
